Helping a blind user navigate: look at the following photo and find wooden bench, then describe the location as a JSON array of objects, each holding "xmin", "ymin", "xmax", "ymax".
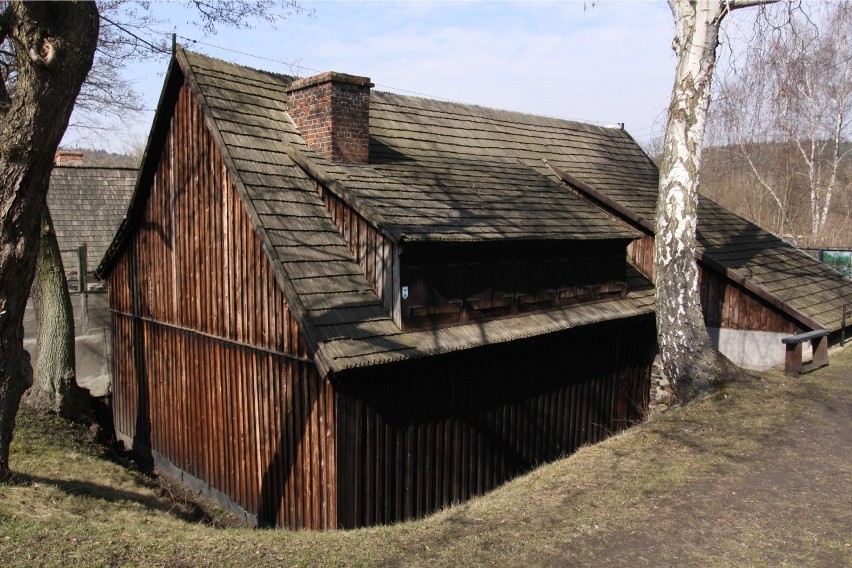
[{"xmin": 781, "ymin": 329, "xmax": 830, "ymax": 377}]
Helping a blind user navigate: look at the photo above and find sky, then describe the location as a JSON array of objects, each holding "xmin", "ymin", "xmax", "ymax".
[{"xmin": 66, "ymin": 1, "xmax": 687, "ymax": 153}]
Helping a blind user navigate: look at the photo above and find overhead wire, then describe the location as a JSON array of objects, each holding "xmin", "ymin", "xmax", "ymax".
[{"xmin": 168, "ymin": 31, "xmax": 625, "ymax": 129}]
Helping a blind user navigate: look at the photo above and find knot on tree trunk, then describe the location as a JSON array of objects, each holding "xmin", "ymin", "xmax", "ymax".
[{"xmin": 28, "ymin": 37, "xmax": 56, "ymax": 67}]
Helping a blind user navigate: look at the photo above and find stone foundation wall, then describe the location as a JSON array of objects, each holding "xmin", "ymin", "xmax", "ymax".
[{"xmin": 648, "ymin": 357, "xmax": 672, "ymax": 414}]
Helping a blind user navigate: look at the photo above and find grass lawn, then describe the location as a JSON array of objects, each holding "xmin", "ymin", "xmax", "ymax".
[{"xmin": 1, "ymin": 346, "xmax": 850, "ymax": 567}]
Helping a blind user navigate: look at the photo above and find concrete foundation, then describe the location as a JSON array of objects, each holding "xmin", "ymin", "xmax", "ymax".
[
  {"xmin": 707, "ymin": 327, "xmax": 809, "ymax": 371},
  {"xmin": 23, "ymin": 291, "xmax": 111, "ymax": 397}
]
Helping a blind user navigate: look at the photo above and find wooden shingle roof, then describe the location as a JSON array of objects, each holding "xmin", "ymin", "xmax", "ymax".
[
  {"xmin": 327, "ymin": 154, "xmax": 639, "ymax": 243},
  {"xmin": 174, "ymin": 49, "xmax": 655, "ymax": 374},
  {"xmin": 697, "ymin": 200, "xmax": 852, "ymax": 332},
  {"xmin": 48, "ymin": 166, "xmax": 137, "ymax": 273},
  {"xmin": 103, "ymin": 47, "xmax": 851, "ymax": 376},
  {"xmin": 358, "ymin": 91, "xmax": 852, "ymax": 333},
  {"xmin": 365, "ymin": 91, "xmax": 661, "ymax": 225},
  {"xmin": 316, "ymin": 267, "xmax": 655, "ymax": 372}
]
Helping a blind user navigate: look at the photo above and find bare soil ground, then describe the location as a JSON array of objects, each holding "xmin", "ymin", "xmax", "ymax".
[
  {"xmin": 1, "ymin": 346, "xmax": 850, "ymax": 567},
  {"xmin": 576, "ymin": 355, "xmax": 852, "ymax": 567}
]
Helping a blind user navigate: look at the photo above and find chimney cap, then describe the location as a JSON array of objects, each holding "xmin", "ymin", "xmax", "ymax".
[
  {"xmin": 55, "ymin": 150, "xmax": 85, "ymax": 166},
  {"xmin": 286, "ymin": 71, "xmax": 373, "ymax": 93}
]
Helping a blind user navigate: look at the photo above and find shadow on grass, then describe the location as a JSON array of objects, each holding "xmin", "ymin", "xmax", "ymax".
[
  {"xmin": 5, "ymin": 471, "xmax": 216, "ymax": 525},
  {"xmin": 646, "ymin": 356, "xmax": 852, "ymax": 469},
  {"xmin": 636, "ymin": 371, "xmax": 783, "ymax": 466}
]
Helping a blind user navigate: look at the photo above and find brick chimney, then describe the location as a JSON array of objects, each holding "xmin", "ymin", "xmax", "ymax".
[
  {"xmin": 286, "ymin": 72, "xmax": 373, "ymax": 163},
  {"xmin": 54, "ymin": 150, "xmax": 84, "ymax": 166}
]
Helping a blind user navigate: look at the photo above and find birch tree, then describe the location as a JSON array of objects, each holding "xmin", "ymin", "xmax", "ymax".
[
  {"xmin": 656, "ymin": 0, "xmax": 772, "ymax": 402},
  {"xmin": 711, "ymin": 2, "xmax": 852, "ymax": 247}
]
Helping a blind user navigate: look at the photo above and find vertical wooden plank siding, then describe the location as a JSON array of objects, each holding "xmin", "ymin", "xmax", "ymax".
[
  {"xmin": 108, "ymin": 81, "xmax": 335, "ymax": 529},
  {"xmin": 628, "ymin": 235, "xmax": 798, "ymax": 334},
  {"xmin": 627, "ymin": 235, "xmax": 656, "ymax": 282},
  {"xmin": 334, "ymin": 315, "xmax": 655, "ymax": 528},
  {"xmin": 318, "ymin": 187, "xmax": 398, "ymax": 323},
  {"xmin": 697, "ymin": 265, "xmax": 798, "ymax": 333}
]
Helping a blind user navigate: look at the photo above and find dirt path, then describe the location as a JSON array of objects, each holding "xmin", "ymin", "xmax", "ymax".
[{"xmin": 567, "ymin": 349, "xmax": 852, "ymax": 567}]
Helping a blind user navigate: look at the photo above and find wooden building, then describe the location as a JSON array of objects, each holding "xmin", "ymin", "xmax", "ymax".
[
  {"xmin": 547, "ymin": 150, "xmax": 852, "ymax": 370},
  {"xmin": 24, "ymin": 161, "xmax": 137, "ymax": 399},
  {"xmin": 99, "ymin": 47, "xmax": 852, "ymax": 530},
  {"xmin": 98, "ymin": 49, "xmax": 658, "ymax": 529}
]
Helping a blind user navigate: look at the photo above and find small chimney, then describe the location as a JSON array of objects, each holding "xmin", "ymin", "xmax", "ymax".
[
  {"xmin": 286, "ymin": 72, "xmax": 373, "ymax": 163},
  {"xmin": 55, "ymin": 150, "xmax": 84, "ymax": 166}
]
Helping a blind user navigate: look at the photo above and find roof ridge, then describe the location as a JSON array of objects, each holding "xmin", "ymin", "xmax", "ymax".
[
  {"xmin": 372, "ymin": 90, "xmax": 624, "ymax": 134},
  {"xmin": 182, "ymin": 47, "xmax": 297, "ymax": 83}
]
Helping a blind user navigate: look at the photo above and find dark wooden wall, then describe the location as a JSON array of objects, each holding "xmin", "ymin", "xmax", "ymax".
[
  {"xmin": 109, "ymin": 80, "xmax": 336, "ymax": 529},
  {"xmin": 627, "ymin": 234, "xmax": 655, "ymax": 282},
  {"xmin": 319, "ymin": 186, "xmax": 400, "ymax": 323},
  {"xmin": 628, "ymin": 235, "xmax": 799, "ymax": 334},
  {"xmin": 333, "ymin": 315, "xmax": 655, "ymax": 528},
  {"xmin": 698, "ymin": 266, "xmax": 798, "ymax": 333},
  {"xmin": 399, "ymin": 241, "xmax": 629, "ymax": 329}
]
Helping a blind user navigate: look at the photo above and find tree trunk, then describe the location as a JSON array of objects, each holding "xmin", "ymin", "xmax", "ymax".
[
  {"xmin": 0, "ymin": 1, "xmax": 99, "ymax": 481},
  {"xmin": 22, "ymin": 204, "xmax": 90, "ymax": 419},
  {"xmin": 656, "ymin": 0, "xmax": 741, "ymax": 403}
]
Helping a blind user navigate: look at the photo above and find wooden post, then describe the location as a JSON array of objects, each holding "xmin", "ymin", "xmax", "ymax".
[
  {"xmin": 784, "ymin": 342, "xmax": 803, "ymax": 377},
  {"xmin": 77, "ymin": 243, "xmax": 87, "ymax": 294},
  {"xmin": 843, "ymin": 304, "xmax": 848, "ymax": 347},
  {"xmin": 811, "ymin": 334, "xmax": 829, "ymax": 369},
  {"xmin": 782, "ymin": 329, "xmax": 830, "ymax": 377},
  {"xmin": 78, "ymin": 243, "xmax": 88, "ymax": 332}
]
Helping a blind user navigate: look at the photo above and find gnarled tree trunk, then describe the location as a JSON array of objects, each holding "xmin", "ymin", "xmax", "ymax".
[
  {"xmin": 22, "ymin": 204, "xmax": 89, "ymax": 419},
  {"xmin": 0, "ymin": 1, "xmax": 98, "ymax": 481},
  {"xmin": 655, "ymin": 0, "xmax": 753, "ymax": 403}
]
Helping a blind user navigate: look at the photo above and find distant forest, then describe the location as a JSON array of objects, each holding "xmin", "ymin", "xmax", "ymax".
[
  {"xmin": 58, "ymin": 147, "xmax": 140, "ymax": 168},
  {"xmin": 700, "ymin": 141, "xmax": 851, "ymax": 249}
]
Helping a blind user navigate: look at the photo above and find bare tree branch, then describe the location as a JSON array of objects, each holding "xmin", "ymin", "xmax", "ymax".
[{"xmin": 707, "ymin": 1, "xmax": 852, "ymax": 247}]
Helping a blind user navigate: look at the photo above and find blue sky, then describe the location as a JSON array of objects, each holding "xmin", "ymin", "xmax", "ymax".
[{"xmin": 67, "ymin": 1, "xmax": 685, "ymax": 152}]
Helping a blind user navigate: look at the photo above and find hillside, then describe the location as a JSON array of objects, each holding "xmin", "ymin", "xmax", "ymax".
[
  {"xmin": 56, "ymin": 148, "xmax": 139, "ymax": 168},
  {"xmin": 1, "ymin": 348, "xmax": 850, "ymax": 566},
  {"xmin": 700, "ymin": 142, "xmax": 852, "ymax": 249}
]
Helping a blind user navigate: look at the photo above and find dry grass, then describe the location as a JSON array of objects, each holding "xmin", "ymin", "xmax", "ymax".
[{"xmin": 1, "ymin": 347, "xmax": 850, "ymax": 567}]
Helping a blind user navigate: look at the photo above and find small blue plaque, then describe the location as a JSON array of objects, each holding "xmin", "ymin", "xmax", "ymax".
[{"xmin": 402, "ymin": 286, "xmax": 409, "ymax": 300}]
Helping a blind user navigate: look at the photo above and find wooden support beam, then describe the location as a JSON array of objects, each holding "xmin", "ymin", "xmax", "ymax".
[
  {"xmin": 782, "ymin": 329, "xmax": 830, "ymax": 377},
  {"xmin": 784, "ymin": 342, "xmax": 803, "ymax": 377}
]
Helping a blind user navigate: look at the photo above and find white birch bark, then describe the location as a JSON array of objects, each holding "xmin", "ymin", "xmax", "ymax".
[{"xmin": 656, "ymin": 0, "xmax": 746, "ymax": 402}]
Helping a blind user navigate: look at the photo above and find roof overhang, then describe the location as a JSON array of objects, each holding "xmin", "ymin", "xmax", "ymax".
[{"xmin": 548, "ymin": 162, "xmax": 827, "ymax": 332}]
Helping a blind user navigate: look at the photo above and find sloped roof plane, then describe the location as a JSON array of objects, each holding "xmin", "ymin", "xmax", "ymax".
[
  {"xmin": 354, "ymin": 80, "xmax": 852, "ymax": 334},
  {"xmin": 49, "ymin": 165, "xmax": 137, "ymax": 272},
  {"xmin": 102, "ymin": 47, "xmax": 851, "ymax": 377},
  {"xmin": 99, "ymin": 48, "xmax": 656, "ymax": 375}
]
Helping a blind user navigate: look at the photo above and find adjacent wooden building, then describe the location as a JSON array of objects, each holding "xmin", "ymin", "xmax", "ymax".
[{"xmin": 24, "ymin": 161, "xmax": 137, "ymax": 400}]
